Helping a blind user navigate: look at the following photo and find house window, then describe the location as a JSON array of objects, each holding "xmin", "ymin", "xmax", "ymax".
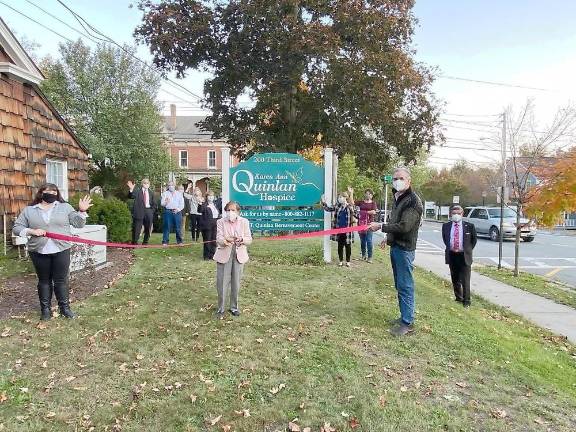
[
  {"xmin": 179, "ymin": 150, "xmax": 188, "ymax": 168},
  {"xmin": 46, "ymin": 159, "xmax": 68, "ymax": 199},
  {"xmin": 208, "ymin": 150, "xmax": 216, "ymax": 169}
]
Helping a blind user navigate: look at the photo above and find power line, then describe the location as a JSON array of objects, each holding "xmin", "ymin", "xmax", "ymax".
[
  {"xmin": 444, "ymin": 112, "xmax": 501, "ymax": 118},
  {"xmin": 438, "ymin": 75, "xmax": 557, "ymax": 92},
  {"xmin": 53, "ymin": 0, "xmax": 204, "ymax": 104}
]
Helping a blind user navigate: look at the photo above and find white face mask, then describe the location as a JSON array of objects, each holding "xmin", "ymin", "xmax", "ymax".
[
  {"xmin": 393, "ymin": 180, "xmax": 408, "ymax": 192},
  {"xmin": 227, "ymin": 210, "xmax": 238, "ymax": 221},
  {"xmin": 338, "ymin": 197, "xmax": 346, "ymax": 205},
  {"xmin": 451, "ymin": 214, "xmax": 462, "ymax": 223}
]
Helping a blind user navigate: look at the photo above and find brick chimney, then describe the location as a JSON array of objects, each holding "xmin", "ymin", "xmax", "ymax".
[{"xmin": 170, "ymin": 104, "xmax": 177, "ymax": 130}]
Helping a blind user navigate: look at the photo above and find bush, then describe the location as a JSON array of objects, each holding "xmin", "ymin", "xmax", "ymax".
[{"xmin": 69, "ymin": 194, "xmax": 132, "ymax": 242}]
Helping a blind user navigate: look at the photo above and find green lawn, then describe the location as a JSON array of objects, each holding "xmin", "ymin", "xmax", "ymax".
[
  {"xmin": 476, "ymin": 266, "xmax": 576, "ymax": 310},
  {"xmin": 1, "ymin": 234, "xmax": 576, "ymax": 431}
]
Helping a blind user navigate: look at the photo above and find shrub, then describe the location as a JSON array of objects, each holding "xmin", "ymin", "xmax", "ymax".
[{"xmin": 69, "ymin": 194, "xmax": 132, "ymax": 242}]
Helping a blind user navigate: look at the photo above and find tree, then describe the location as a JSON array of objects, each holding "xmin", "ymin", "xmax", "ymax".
[
  {"xmin": 337, "ymin": 154, "xmax": 382, "ymax": 200},
  {"xmin": 135, "ymin": 0, "xmax": 443, "ymax": 170},
  {"xmin": 420, "ymin": 169, "xmax": 468, "ymax": 213},
  {"xmin": 503, "ymin": 100, "xmax": 576, "ymax": 275},
  {"xmin": 40, "ymin": 40, "xmax": 173, "ymax": 195},
  {"xmin": 525, "ymin": 147, "xmax": 576, "ymax": 226}
]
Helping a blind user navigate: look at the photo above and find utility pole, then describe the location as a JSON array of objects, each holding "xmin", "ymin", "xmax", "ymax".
[{"xmin": 498, "ymin": 111, "xmax": 507, "ymax": 270}]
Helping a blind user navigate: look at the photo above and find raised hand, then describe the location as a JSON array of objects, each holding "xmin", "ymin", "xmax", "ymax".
[
  {"xmin": 127, "ymin": 180, "xmax": 135, "ymax": 190},
  {"xmin": 78, "ymin": 195, "xmax": 93, "ymax": 212}
]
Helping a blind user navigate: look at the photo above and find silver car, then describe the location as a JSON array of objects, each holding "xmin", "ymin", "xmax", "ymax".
[{"xmin": 463, "ymin": 206, "xmax": 537, "ymax": 242}]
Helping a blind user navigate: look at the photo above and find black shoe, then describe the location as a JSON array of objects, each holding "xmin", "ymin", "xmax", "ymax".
[
  {"xmin": 454, "ymin": 298, "xmax": 463, "ymax": 303},
  {"xmin": 60, "ymin": 307, "xmax": 77, "ymax": 319},
  {"xmin": 463, "ymin": 303, "xmax": 471, "ymax": 308},
  {"xmin": 229, "ymin": 309, "xmax": 240, "ymax": 317},
  {"xmin": 40, "ymin": 308, "xmax": 51, "ymax": 321},
  {"xmin": 215, "ymin": 311, "xmax": 225, "ymax": 320}
]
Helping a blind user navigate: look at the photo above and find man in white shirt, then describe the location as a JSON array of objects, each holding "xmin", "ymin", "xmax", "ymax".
[
  {"xmin": 442, "ymin": 205, "xmax": 478, "ymax": 307},
  {"xmin": 161, "ymin": 181, "xmax": 185, "ymax": 245}
]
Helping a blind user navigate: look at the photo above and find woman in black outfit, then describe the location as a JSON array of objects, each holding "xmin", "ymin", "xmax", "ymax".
[{"xmin": 198, "ymin": 191, "xmax": 220, "ymax": 260}]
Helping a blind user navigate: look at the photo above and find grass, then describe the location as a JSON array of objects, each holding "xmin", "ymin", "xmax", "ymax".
[
  {"xmin": 0, "ymin": 249, "xmax": 34, "ymax": 283},
  {"xmin": 0, "ymin": 234, "xmax": 575, "ymax": 431},
  {"xmin": 476, "ymin": 266, "xmax": 576, "ymax": 310}
]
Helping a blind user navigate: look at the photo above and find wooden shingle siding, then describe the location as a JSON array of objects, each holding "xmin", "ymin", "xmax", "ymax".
[{"xmin": 0, "ymin": 74, "xmax": 89, "ymax": 220}]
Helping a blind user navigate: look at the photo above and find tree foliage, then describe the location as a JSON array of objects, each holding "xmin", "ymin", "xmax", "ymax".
[
  {"xmin": 135, "ymin": 0, "xmax": 443, "ymax": 170},
  {"xmin": 40, "ymin": 40, "xmax": 174, "ymax": 195},
  {"xmin": 525, "ymin": 147, "xmax": 576, "ymax": 226},
  {"xmin": 420, "ymin": 169, "xmax": 469, "ymax": 206}
]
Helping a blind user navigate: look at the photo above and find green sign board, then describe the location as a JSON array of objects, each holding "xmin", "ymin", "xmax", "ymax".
[
  {"xmin": 249, "ymin": 220, "xmax": 323, "ymax": 231},
  {"xmin": 383, "ymin": 174, "xmax": 393, "ymax": 184},
  {"xmin": 242, "ymin": 209, "xmax": 324, "ymax": 220},
  {"xmin": 230, "ymin": 153, "xmax": 324, "ymax": 207}
]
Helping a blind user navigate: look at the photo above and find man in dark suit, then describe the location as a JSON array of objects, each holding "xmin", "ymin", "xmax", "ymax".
[
  {"xmin": 128, "ymin": 178, "xmax": 156, "ymax": 245},
  {"xmin": 442, "ymin": 205, "xmax": 477, "ymax": 307}
]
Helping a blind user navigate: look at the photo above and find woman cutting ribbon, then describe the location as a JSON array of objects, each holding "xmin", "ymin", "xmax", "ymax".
[{"xmin": 213, "ymin": 201, "xmax": 252, "ymax": 320}]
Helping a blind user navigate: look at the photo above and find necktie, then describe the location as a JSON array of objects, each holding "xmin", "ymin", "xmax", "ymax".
[
  {"xmin": 453, "ymin": 222, "xmax": 460, "ymax": 252},
  {"xmin": 144, "ymin": 190, "xmax": 149, "ymax": 208}
]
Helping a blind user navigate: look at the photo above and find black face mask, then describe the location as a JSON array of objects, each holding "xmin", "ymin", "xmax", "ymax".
[{"xmin": 42, "ymin": 193, "xmax": 58, "ymax": 203}]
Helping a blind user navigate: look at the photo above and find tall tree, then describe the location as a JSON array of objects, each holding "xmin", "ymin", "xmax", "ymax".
[
  {"xmin": 40, "ymin": 40, "xmax": 173, "ymax": 195},
  {"xmin": 135, "ymin": 0, "xmax": 443, "ymax": 169},
  {"xmin": 420, "ymin": 169, "xmax": 468, "ymax": 210}
]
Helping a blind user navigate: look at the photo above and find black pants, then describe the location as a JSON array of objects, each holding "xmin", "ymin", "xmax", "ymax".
[
  {"xmin": 202, "ymin": 226, "xmax": 217, "ymax": 260},
  {"xmin": 29, "ymin": 249, "xmax": 71, "ymax": 312},
  {"xmin": 337, "ymin": 234, "xmax": 351, "ymax": 263},
  {"xmin": 190, "ymin": 214, "xmax": 201, "ymax": 241},
  {"xmin": 448, "ymin": 252, "xmax": 471, "ymax": 305},
  {"xmin": 132, "ymin": 209, "xmax": 154, "ymax": 244}
]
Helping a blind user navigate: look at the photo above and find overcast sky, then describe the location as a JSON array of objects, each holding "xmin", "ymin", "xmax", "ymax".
[{"xmin": 2, "ymin": 0, "xmax": 575, "ymax": 168}]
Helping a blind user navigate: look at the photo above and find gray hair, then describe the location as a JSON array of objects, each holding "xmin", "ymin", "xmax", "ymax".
[
  {"xmin": 393, "ymin": 167, "xmax": 411, "ymax": 179},
  {"xmin": 450, "ymin": 204, "xmax": 463, "ymax": 213}
]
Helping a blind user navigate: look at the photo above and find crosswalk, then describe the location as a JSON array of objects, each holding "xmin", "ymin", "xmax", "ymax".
[{"xmin": 416, "ymin": 239, "xmax": 444, "ymax": 255}]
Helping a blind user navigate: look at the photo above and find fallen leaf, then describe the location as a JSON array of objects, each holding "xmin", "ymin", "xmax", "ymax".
[
  {"xmin": 455, "ymin": 382, "xmax": 467, "ymax": 388},
  {"xmin": 0, "ymin": 392, "xmax": 7, "ymax": 403},
  {"xmin": 320, "ymin": 423, "xmax": 336, "ymax": 432},
  {"xmin": 349, "ymin": 417, "xmax": 360, "ymax": 429},
  {"xmin": 234, "ymin": 409, "xmax": 250, "ymax": 417},
  {"xmin": 288, "ymin": 422, "xmax": 301, "ymax": 432},
  {"xmin": 303, "ymin": 428, "xmax": 311, "ymax": 432},
  {"xmin": 400, "ymin": 386, "xmax": 408, "ymax": 392},
  {"xmin": 45, "ymin": 412, "xmax": 56, "ymax": 419},
  {"xmin": 1, "ymin": 328, "xmax": 11, "ymax": 338},
  {"xmin": 209, "ymin": 415, "xmax": 222, "ymax": 426},
  {"xmin": 270, "ymin": 383, "xmax": 286, "ymax": 395},
  {"xmin": 256, "ymin": 338, "xmax": 263, "ymax": 344},
  {"xmin": 64, "ymin": 376, "xmax": 76, "ymax": 383},
  {"xmin": 36, "ymin": 322, "xmax": 48, "ymax": 330},
  {"xmin": 378, "ymin": 395, "xmax": 387, "ymax": 407},
  {"xmin": 534, "ymin": 418, "xmax": 545, "ymax": 425},
  {"xmin": 19, "ymin": 388, "xmax": 29, "ymax": 393},
  {"xmin": 221, "ymin": 425, "xmax": 232, "ymax": 432},
  {"xmin": 491, "ymin": 408, "xmax": 507, "ymax": 419},
  {"xmin": 443, "ymin": 394, "xmax": 460, "ymax": 402}
]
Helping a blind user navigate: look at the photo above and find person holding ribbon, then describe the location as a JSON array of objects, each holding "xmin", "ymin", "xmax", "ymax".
[
  {"xmin": 322, "ymin": 190, "xmax": 356, "ymax": 267},
  {"xmin": 198, "ymin": 191, "xmax": 220, "ymax": 260},
  {"xmin": 213, "ymin": 201, "xmax": 252, "ymax": 319},
  {"xmin": 442, "ymin": 205, "xmax": 477, "ymax": 307},
  {"xmin": 12, "ymin": 184, "xmax": 93, "ymax": 320},
  {"xmin": 160, "ymin": 181, "xmax": 185, "ymax": 246},
  {"xmin": 350, "ymin": 187, "xmax": 378, "ymax": 263}
]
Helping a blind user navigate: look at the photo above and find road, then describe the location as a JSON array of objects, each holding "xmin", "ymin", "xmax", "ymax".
[{"xmin": 404, "ymin": 221, "xmax": 576, "ymax": 287}]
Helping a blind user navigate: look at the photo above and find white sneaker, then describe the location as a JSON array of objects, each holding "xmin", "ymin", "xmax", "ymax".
[
  {"xmin": 338, "ymin": 262, "xmax": 344, "ymax": 267},
  {"xmin": 345, "ymin": 262, "xmax": 351, "ymax": 267}
]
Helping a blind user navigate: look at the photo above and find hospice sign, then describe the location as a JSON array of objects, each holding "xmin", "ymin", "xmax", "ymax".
[{"xmin": 230, "ymin": 153, "xmax": 324, "ymax": 207}]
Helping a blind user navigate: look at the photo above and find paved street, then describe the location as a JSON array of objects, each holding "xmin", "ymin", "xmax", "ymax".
[{"xmin": 414, "ymin": 221, "xmax": 576, "ymax": 287}]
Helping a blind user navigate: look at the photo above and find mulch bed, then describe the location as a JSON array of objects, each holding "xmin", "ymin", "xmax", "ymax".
[{"xmin": 0, "ymin": 248, "xmax": 134, "ymax": 320}]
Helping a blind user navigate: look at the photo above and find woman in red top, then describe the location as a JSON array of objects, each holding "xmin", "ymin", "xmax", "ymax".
[{"xmin": 354, "ymin": 188, "xmax": 378, "ymax": 263}]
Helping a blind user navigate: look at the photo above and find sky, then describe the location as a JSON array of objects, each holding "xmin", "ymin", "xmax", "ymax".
[{"xmin": 2, "ymin": 0, "xmax": 576, "ymax": 168}]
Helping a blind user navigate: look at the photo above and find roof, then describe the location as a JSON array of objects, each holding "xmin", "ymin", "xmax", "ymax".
[
  {"xmin": 162, "ymin": 115, "xmax": 214, "ymax": 140},
  {"xmin": 0, "ymin": 17, "xmax": 44, "ymax": 84}
]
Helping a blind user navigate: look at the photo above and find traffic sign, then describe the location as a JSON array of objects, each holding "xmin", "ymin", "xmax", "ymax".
[{"xmin": 383, "ymin": 174, "xmax": 393, "ymax": 184}]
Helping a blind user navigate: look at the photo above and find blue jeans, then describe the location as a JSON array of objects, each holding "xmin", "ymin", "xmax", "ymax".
[
  {"xmin": 359, "ymin": 231, "xmax": 374, "ymax": 258},
  {"xmin": 390, "ymin": 245, "xmax": 415, "ymax": 325},
  {"xmin": 162, "ymin": 210, "xmax": 183, "ymax": 244}
]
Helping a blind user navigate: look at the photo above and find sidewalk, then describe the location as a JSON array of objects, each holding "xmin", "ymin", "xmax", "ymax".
[{"xmin": 415, "ymin": 252, "xmax": 576, "ymax": 344}]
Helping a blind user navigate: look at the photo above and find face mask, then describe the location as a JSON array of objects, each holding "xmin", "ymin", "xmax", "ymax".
[
  {"xmin": 451, "ymin": 214, "xmax": 462, "ymax": 223},
  {"xmin": 42, "ymin": 192, "xmax": 58, "ymax": 203},
  {"xmin": 393, "ymin": 180, "xmax": 407, "ymax": 192},
  {"xmin": 365, "ymin": 194, "xmax": 373, "ymax": 200},
  {"xmin": 208, "ymin": 196, "xmax": 215, "ymax": 202},
  {"xmin": 338, "ymin": 197, "xmax": 346, "ymax": 205},
  {"xmin": 168, "ymin": 185, "xmax": 175, "ymax": 192},
  {"xmin": 227, "ymin": 210, "xmax": 238, "ymax": 221}
]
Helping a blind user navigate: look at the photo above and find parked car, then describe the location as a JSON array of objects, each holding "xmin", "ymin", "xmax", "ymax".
[{"xmin": 463, "ymin": 206, "xmax": 537, "ymax": 242}]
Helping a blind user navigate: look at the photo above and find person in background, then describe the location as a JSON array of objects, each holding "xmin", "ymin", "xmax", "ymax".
[
  {"xmin": 442, "ymin": 205, "xmax": 477, "ymax": 307},
  {"xmin": 351, "ymin": 187, "xmax": 378, "ymax": 263},
  {"xmin": 198, "ymin": 190, "xmax": 220, "ymax": 260},
  {"xmin": 127, "ymin": 178, "xmax": 156, "ymax": 245},
  {"xmin": 213, "ymin": 201, "xmax": 252, "ymax": 319},
  {"xmin": 184, "ymin": 184, "xmax": 203, "ymax": 242},
  {"xmin": 179, "ymin": 184, "xmax": 190, "ymax": 239},
  {"xmin": 369, "ymin": 167, "xmax": 423, "ymax": 337},
  {"xmin": 322, "ymin": 190, "xmax": 356, "ymax": 267},
  {"xmin": 12, "ymin": 184, "xmax": 92, "ymax": 320},
  {"xmin": 161, "ymin": 181, "xmax": 185, "ymax": 246}
]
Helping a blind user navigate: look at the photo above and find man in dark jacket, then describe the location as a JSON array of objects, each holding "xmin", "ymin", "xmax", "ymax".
[
  {"xmin": 370, "ymin": 167, "xmax": 423, "ymax": 336},
  {"xmin": 127, "ymin": 178, "xmax": 156, "ymax": 245},
  {"xmin": 442, "ymin": 205, "xmax": 477, "ymax": 307}
]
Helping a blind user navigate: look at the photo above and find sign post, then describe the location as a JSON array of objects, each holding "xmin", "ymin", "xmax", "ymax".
[
  {"xmin": 382, "ymin": 174, "xmax": 392, "ymax": 223},
  {"xmin": 323, "ymin": 148, "xmax": 333, "ymax": 263}
]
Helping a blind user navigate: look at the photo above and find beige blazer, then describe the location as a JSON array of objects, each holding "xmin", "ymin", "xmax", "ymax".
[{"xmin": 213, "ymin": 216, "xmax": 252, "ymax": 264}]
